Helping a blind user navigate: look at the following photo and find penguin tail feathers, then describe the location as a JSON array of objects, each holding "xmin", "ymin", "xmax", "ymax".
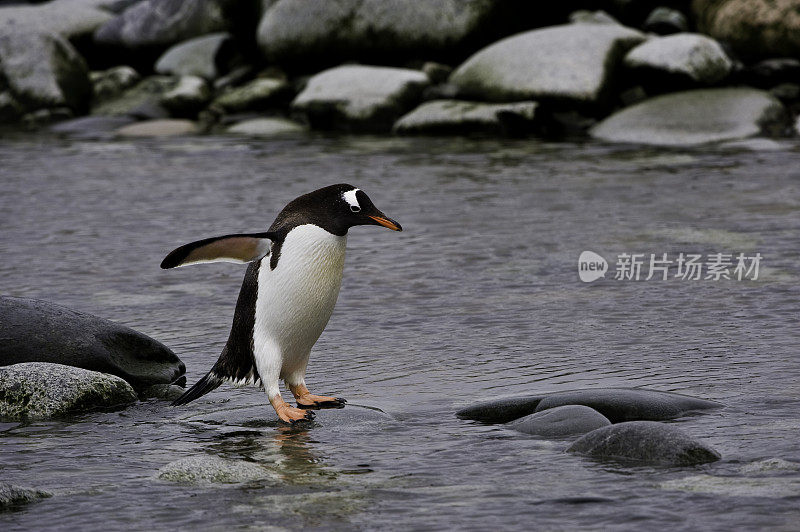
[{"xmin": 171, "ymin": 371, "xmax": 223, "ymax": 406}]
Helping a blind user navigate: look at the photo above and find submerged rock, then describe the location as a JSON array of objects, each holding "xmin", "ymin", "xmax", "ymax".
[
  {"xmin": 0, "ymin": 484, "xmax": 52, "ymax": 510},
  {"xmin": 0, "ymin": 296, "xmax": 184, "ymax": 391},
  {"xmin": 155, "ymin": 33, "xmax": 237, "ymax": 80},
  {"xmin": 456, "ymin": 395, "xmax": 546, "ymax": 424},
  {"xmin": 591, "ymin": 88, "xmax": 787, "ymax": 146},
  {"xmin": 157, "ymin": 455, "xmax": 275, "ymax": 484},
  {"xmin": 393, "ymin": 100, "xmax": 538, "ymax": 136},
  {"xmin": 116, "ymin": 119, "xmax": 200, "ymax": 137},
  {"xmin": 534, "ymin": 388, "xmax": 721, "ymax": 423},
  {"xmin": 0, "ymin": 31, "xmax": 91, "ymax": 112},
  {"xmin": 226, "ymin": 117, "xmax": 305, "ymax": 136},
  {"xmin": 291, "ymin": 65, "xmax": 429, "ymax": 132},
  {"xmin": 449, "ymin": 23, "xmax": 645, "ymax": 105},
  {"xmin": 624, "ymin": 33, "xmax": 733, "ymax": 85},
  {"xmin": 508, "ymin": 405, "xmax": 611, "ymax": 438},
  {"xmin": 567, "ymin": 421, "xmax": 721, "ymax": 466},
  {"xmin": 0, "ymin": 362, "xmax": 138, "ymax": 420},
  {"xmin": 661, "ymin": 474, "xmax": 800, "ymax": 497}
]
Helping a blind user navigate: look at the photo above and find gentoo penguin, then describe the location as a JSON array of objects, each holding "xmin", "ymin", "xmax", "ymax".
[{"xmin": 162, "ymin": 184, "xmax": 401, "ymax": 423}]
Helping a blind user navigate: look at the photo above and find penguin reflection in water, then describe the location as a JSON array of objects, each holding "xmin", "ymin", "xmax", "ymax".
[{"xmin": 162, "ymin": 184, "xmax": 402, "ymax": 423}]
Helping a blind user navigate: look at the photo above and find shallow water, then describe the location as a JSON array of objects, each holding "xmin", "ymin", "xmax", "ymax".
[{"xmin": 1, "ymin": 133, "xmax": 799, "ymax": 530}]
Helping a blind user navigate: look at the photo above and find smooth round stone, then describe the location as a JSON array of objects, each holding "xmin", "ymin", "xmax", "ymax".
[
  {"xmin": 567, "ymin": 421, "xmax": 721, "ymax": 466},
  {"xmin": 0, "ymin": 362, "xmax": 138, "ymax": 420},
  {"xmin": 116, "ymin": 119, "xmax": 200, "ymax": 137},
  {"xmin": 508, "ymin": 405, "xmax": 611, "ymax": 438},
  {"xmin": 157, "ymin": 455, "xmax": 276, "ymax": 484},
  {"xmin": 624, "ymin": 33, "xmax": 733, "ymax": 84},
  {"xmin": 226, "ymin": 118, "xmax": 305, "ymax": 137}
]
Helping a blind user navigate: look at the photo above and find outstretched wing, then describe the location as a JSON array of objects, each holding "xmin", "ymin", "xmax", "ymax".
[{"xmin": 160, "ymin": 232, "xmax": 276, "ymax": 269}]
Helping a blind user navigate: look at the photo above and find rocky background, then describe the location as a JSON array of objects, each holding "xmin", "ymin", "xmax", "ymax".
[{"xmin": 0, "ymin": 0, "xmax": 799, "ymax": 145}]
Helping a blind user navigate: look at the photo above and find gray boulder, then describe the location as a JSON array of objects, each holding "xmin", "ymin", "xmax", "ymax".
[
  {"xmin": 157, "ymin": 455, "xmax": 275, "ymax": 484},
  {"xmin": 291, "ymin": 65, "xmax": 429, "ymax": 132},
  {"xmin": 94, "ymin": 0, "xmax": 237, "ymax": 51},
  {"xmin": 0, "ymin": 0, "xmax": 112, "ymax": 42},
  {"xmin": 154, "ymin": 33, "xmax": 237, "ymax": 80},
  {"xmin": 591, "ymin": 88, "xmax": 787, "ymax": 146},
  {"xmin": 449, "ymin": 23, "xmax": 645, "ymax": 105},
  {"xmin": 566, "ymin": 421, "xmax": 721, "ymax": 466},
  {"xmin": 213, "ymin": 78, "xmax": 290, "ymax": 112},
  {"xmin": 535, "ymin": 388, "xmax": 721, "ymax": 423},
  {"xmin": 91, "ymin": 66, "xmax": 141, "ymax": 101},
  {"xmin": 257, "ymin": 0, "xmax": 553, "ymax": 69},
  {"xmin": 0, "ymin": 30, "xmax": 91, "ymax": 112},
  {"xmin": 456, "ymin": 395, "xmax": 546, "ymax": 423},
  {"xmin": 393, "ymin": 99, "xmax": 538, "ymax": 136},
  {"xmin": 0, "ymin": 296, "xmax": 185, "ymax": 391},
  {"xmin": 624, "ymin": 33, "xmax": 733, "ymax": 85},
  {"xmin": 226, "ymin": 117, "xmax": 305, "ymax": 136},
  {"xmin": 115, "ymin": 118, "xmax": 200, "ymax": 137},
  {"xmin": 0, "ymin": 484, "xmax": 52, "ymax": 510},
  {"xmin": 160, "ymin": 75, "xmax": 211, "ymax": 116},
  {"xmin": 0, "ymin": 362, "xmax": 138, "ymax": 420},
  {"xmin": 508, "ymin": 405, "xmax": 610, "ymax": 438}
]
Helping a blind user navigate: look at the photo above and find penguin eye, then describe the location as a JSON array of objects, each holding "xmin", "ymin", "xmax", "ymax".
[{"xmin": 350, "ymin": 205, "xmax": 361, "ymax": 213}]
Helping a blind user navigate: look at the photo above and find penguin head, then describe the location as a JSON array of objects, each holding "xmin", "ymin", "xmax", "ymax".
[{"xmin": 275, "ymin": 184, "xmax": 402, "ymax": 236}]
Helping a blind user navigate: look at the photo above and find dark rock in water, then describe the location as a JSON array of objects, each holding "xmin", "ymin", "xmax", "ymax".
[
  {"xmin": 591, "ymin": 88, "xmax": 787, "ymax": 146},
  {"xmin": 94, "ymin": 0, "xmax": 238, "ymax": 52},
  {"xmin": 49, "ymin": 115, "xmax": 137, "ymax": 139},
  {"xmin": 0, "ymin": 484, "xmax": 52, "ymax": 510},
  {"xmin": 393, "ymin": 99, "xmax": 538, "ymax": 136},
  {"xmin": 566, "ymin": 421, "xmax": 721, "ymax": 466},
  {"xmin": 154, "ymin": 33, "xmax": 239, "ymax": 80},
  {"xmin": 0, "ymin": 362, "xmax": 138, "ymax": 420},
  {"xmin": 535, "ymin": 388, "xmax": 721, "ymax": 423},
  {"xmin": 0, "ymin": 296, "xmax": 184, "ymax": 391},
  {"xmin": 0, "ymin": 30, "xmax": 91, "ymax": 113},
  {"xmin": 456, "ymin": 395, "xmax": 546, "ymax": 423},
  {"xmin": 642, "ymin": 7, "xmax": 688, "ymax": 35},
  {"xmin": 508, "ymin": 405, "xmax": 611, "ymax": 438},
  {"xmin": 291, "ymin": 65, "xmax": 429, "ymax": 132},
  {"xmin": 449, "ymin": 22, "xmax": 645, "ymax": 107},
  {"xmin": 693, "ymin": 0, "xmax": 800, "ymax": 60}
]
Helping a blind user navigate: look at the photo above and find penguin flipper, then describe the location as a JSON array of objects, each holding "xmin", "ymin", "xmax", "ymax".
[
  {"xmin": 171, "ymin": 370, "xmax": 223, "ymax": 406},
  {"xmin": 161, "ymin": 232, "xmax": 276, "ymax": 269}
]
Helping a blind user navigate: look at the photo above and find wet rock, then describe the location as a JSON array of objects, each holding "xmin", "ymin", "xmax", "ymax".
[
  {"xmin": 226, "ymin": 117, "xmax": 305, "ymax": 136},
  {"xmin": 91, "ymin": 76, "xmax": 176, "ymax": 118},
  {"xmin": 456, "ymin": 395, "xmax": 546, "ymax": 423},
  {"xmin": 393, "ymin": 99, "xmax": 538, "ymax": 136},
  {"xmin": 141, "ymin": 384, "xmax": 186, "ymax": 401},
  {"xmin": 91, "ymin": 66, "xmax": 141, "ymax": 101},
  {"xmin": 0, "ymin": 484, "xmax": 52, "ymax": 510},
  {"xmin": 0, "ymin": 31, "xmax": 91, "ymax": 112},
  {"xmin": 449, "ymin": 23, "xmax": 645, "ymax": 106},
  {"xmin": 567, "ymin": 421, "xmax": 721, "ymax": 466},
  {"xmin": 0, "ymin": 362, "xmax": 138, "ymax": 420},
  {"xmin": 692, "ymin": 0, "xmax": 800, "ymax": 59},
  {"xmin": 624, "ymin": 34, "xmax": 733, "ymax": 85},
  {"xmin": 116, "ymin": 118, "xmax": 200, "ymax": 137},
  {"xmin": 159, "ymin": 76, "xmax": 211, "ymax": 116},
  {"xmin": 154, "ymin": 33, "xmax": 238, "ymax": 80},
  {"xmin": 591, "ymin": 88, "xmax": 787, "ymax": 146},
  {"xmin": 0, "ymin": 0, "xmax": 112, "ymax": 42},
  {"xmin": 157, "ymin": 455, "xmax": 275, "ymax": 484},
  {"xmin": 0, "ymin": 296, "xmax": 185, "ymax": 391},
  {"xmin": 661, "ymin": 474, "xmax": 800, "ymax": 497},
  {"xmin": 257, "ymin": 0, "xmax": 549, "ymax": 69},
  {"xmin": 49, "ymin": 115, "xmax": 137, "ymax": 139},
  {"xmin": 213, "ymin": 78, "xmax": 290, "ymax": 112},
  {"xmin": 291, "ymin": 65, "xmax": 429, "ymax": 132},
  {"xmin": 535, "ymin": 388, "xmax": 721, "ymax": 423},
  {"xmin": 508, "ymin": 405, "xmax": 611, "ymax": 438},
  {"xmin": 0, "ymin": 91, "xmax": 24, "ymax": 123},
  {"xmin": 642, "ymin": 7, "xmax": 688, "ymax": 35},
  {"xmin": 94, "ymin": 0, "xmax": 237, "ymax": 51}
]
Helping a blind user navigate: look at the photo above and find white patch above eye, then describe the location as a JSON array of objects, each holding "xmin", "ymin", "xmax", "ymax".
[{"xmin": 343, "ymin": 188, "xmax": 360, "ymax": 210}]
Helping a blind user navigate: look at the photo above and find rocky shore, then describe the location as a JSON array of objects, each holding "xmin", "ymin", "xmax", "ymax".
[{"xmin": 0, "ymin": 0, "xmax": 798, "ymax": 145}]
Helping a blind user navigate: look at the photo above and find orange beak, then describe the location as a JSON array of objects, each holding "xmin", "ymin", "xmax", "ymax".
[{"xmin": 368, "ymin": 215, "xmax": 402, "ymax": 231}]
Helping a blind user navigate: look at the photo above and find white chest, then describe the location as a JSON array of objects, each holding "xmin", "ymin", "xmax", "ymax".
[{"xmin": 254, "ymin": 224, "xmax": 347, "ymax": 354}]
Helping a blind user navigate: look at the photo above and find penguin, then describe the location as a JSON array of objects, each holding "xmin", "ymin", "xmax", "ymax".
[{"xmin": 162, "ymin": 184, "xmax": 402, "ymax": 423}]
